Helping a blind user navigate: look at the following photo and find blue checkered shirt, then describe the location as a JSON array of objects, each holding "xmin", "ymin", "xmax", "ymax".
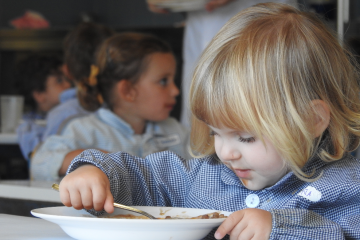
[{"xmin": 68, "ymin": 149, "xmax": 360, "ymax": 240}]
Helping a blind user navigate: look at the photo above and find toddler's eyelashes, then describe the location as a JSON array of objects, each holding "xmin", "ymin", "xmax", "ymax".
[
  {"xmin": 238, "ymin": 137, "xmax": 255, "ymax": 143},
  {"xmin": 209, "ymin": 130, "xmax": 218, "ymax": 136}
]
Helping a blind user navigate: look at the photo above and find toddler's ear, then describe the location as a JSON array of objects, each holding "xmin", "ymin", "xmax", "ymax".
[
  {"xmin": 310, "ymin": 99, "xmax": 330, "ymax": 138},
  {"xmin": 117, "ymin": 80, "xmax": 136, "ymax": 102}
]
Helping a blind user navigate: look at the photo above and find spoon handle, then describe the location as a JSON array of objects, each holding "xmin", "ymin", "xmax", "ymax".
[
  {"xmin": 51, "ymin": 183, "xmax": 156, "ymax": 219},
  {"xmin": 52, "ymin": 183, "xmax": 59, "ymax": 191},
  {"xmin": 112, "ymin": 203, "xmax": 156, "ymax": 219}
]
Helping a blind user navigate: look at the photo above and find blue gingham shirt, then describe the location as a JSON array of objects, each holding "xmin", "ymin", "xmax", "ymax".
[
  {"xmin": 31, "ymin": 108, "xmax": 190, "ymax": 181},
  {"xmin": 67, "ymin": 147, "xmax": 360, "ymax": 240}
]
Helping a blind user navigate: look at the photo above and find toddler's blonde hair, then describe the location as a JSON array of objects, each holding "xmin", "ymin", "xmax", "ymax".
[{"xmin": 190, "ymin": 3, "xmax": 360, "ymax": 180}]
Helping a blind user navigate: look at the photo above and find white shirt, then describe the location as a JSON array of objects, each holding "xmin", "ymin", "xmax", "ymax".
[{"xmin": 31, "ymin": 108, "xmax": 190, "ymax": 181}]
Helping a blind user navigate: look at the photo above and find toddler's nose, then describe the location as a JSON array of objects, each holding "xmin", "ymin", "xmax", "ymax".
[
  {"xmin": 219, "ymin": 143, "xmax": 241, "ymax": 162},
  {"xmin": 170, "ymin": 82, "xmax": 180, "ymax": 97}
]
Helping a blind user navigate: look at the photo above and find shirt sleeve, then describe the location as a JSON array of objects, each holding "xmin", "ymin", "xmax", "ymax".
[
  {"xmin": 16, "ymin": 120, "xmax": 45, "ymax": 159},
  {"xmin": 31, "ymin": 119, "xmax": 94, "ymax": 181},
  {"xmin": 67, "ymin": 149, "xmax": 200, "ymax": 215}
]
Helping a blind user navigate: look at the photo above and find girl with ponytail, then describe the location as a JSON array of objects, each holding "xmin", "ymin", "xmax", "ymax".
[{"xmin": 31, "ymin": 32, "xmax": 190, "ymax": 181}]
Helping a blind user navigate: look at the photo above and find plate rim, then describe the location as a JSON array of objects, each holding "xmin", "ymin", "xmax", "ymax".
[{"xmin": 31, "ymin": 206, "xmax": 232, "ymax": 223}]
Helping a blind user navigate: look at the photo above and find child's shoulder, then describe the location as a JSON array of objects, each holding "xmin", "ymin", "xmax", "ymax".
[
  {"xmin": 156, "ymin": 117, "xmax": 189, "ymax": 133},
  {"xmin": 323, "ymin": 154, "xmax": 360, "ymax": 174},
  {"xmin": 296, "ymin": 155, "xmax": 360, "ymax": 206},
  {"xmin": 317, "ymin": 154, "xmax": 360, "ymax": 187},
  {"xmin": 58, "ymin": 111, "xmax": 100, "ymax": 134},
  {"xmin": 47, "ymin": 98, "xmax": 82, "ymax": 120}
]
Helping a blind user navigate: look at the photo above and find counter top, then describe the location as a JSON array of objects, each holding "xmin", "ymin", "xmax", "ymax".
[
  {"xmin": 0, "ymin": 133, "xmax": 17, "ymax": 144},
  {"xmin": 0, "ymin": 119, "xmax": 46, "ymax": 144},
  {"xmin": 0, "ymin": 180, "xmax": 61, "ymax": 203},
  {"xmin": 0, "ymin": 214, "xmax": 72, "ymax": 239}
]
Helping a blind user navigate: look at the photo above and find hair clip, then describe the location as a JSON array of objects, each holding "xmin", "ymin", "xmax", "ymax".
[
  {"xmin": 97, "ymin": 93, "xmax": 104, "ymax": 104},
  {"xmin": 88, "ymin": 65, "xmax": 99, "ymax": 86}
]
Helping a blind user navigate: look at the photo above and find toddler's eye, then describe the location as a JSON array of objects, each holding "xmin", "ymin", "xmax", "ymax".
[
  {"xmin": 209, "ymin": 130, "xmax": 218, "ymax": 136},
  {"xmin": 238, "ymin": 137, "xmax": 255, "ymax": 143},
  {"xmin": 159, "ymin": 78, "xmax": 168, "ymax": 86}
]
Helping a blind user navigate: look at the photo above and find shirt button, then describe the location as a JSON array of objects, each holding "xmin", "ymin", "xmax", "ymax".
[{"xmin": 245, "ymin": 194, "xmax": 260, "ymax": 208}]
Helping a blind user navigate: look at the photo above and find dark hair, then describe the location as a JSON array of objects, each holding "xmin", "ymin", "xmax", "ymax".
[
  {"xmin": 14, "ymin": 54, "xmax": 63, "ymax": 111},
  {"xmin": 79, "ymin": 32, "xmax": 173, "ymax": 111},
  {"xmin": 63, "ymin": 22, "xmax": 114, "ymax": 83}
]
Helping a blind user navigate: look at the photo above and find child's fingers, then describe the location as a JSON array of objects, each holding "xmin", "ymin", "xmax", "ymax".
[
  {"xmin": 91, "ymin": 184, "xmax": 109, "ymax": 212},
  {"xmin": 214, "ymin": 211, "xmax": 244, "ymax": 239},
  {"xmin": 59, "ymin": 165, "xmax": 111, "ymax": 212},
  {"xmin": 228, "ymin": 223, "xmax": 254, "ymax": 240},
  {"xmin": 59, "ymin": 187, "xmax": 72, "ymax": 207},
  {"xmin": 80, "ymin": 187, "xmax": 94, "ymax": 210},
  {"xmin": 68, "ymin": 188, "xmax": 84, "ymax": 210},
  {"xmin": 103, "ymin": 189, "xmax": 114, "ymax": 214}
]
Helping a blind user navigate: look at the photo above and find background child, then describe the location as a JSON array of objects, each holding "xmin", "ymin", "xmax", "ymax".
[
  {"xmin": 58, "ymin": 3, "xmax": 360, "ymax": 240},
  {"xmin": 15, "ymin": 54, "xmax": 71, "ymax": 159},
  {"xmin": 147, "ymin": 0, "xmax": 297, "ymax": 128},
  {"xmin": 39, "ymin": 22, "xmax": 114, "ymax": 145},
  {"xmin": 31, "ymin": 32, "xmax": 191, "ymax": 181}
]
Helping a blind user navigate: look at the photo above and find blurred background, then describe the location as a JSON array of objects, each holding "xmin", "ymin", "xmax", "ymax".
[
  {"xmin": 0, "ymin": 0, "xmax": 359, "ymax": 219},
  {"xmin": 0, "ymin": 0, "xmax": 359, "ymax": 180}
]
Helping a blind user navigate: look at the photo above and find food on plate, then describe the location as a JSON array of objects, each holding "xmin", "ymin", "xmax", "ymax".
[
  {"xmin": 101, "ymin": 214, "xmax": 149, "ymax": 219},
  {"xmin": 100, "ymin": 211, "xmax": 227, "ymax": 219}
]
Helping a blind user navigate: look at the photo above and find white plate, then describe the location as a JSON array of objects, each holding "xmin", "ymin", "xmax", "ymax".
[
  {"xmin": 148, "ymin": 0, "xmax": 208, "ymax": 12},
  {"xmin": 31, "ymin": 206, "xmax": 232, "ymax": 240}
]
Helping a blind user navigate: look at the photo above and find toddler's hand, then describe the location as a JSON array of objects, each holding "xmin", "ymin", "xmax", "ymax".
[
  {"xmin": 215, "ymin": 208, "xmax": 272, "ymax": 240},
  {"xmin": 59, "ymin": 164, "xmax": 114, "ymax": 213}
]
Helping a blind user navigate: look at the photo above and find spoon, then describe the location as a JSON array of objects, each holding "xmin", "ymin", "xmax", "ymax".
[{"xmin": 51, "ymin": 183, "xmax": 156, "ymax": 219}]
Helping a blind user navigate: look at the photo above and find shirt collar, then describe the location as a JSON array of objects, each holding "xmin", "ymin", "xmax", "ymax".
[
  {"xmin": 59, "ymin": 88, "xmax": 77, "ymax": 103},
  {"xmin": 97, "ymin": 108, "xmax": 165, "ymax": 136}
]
